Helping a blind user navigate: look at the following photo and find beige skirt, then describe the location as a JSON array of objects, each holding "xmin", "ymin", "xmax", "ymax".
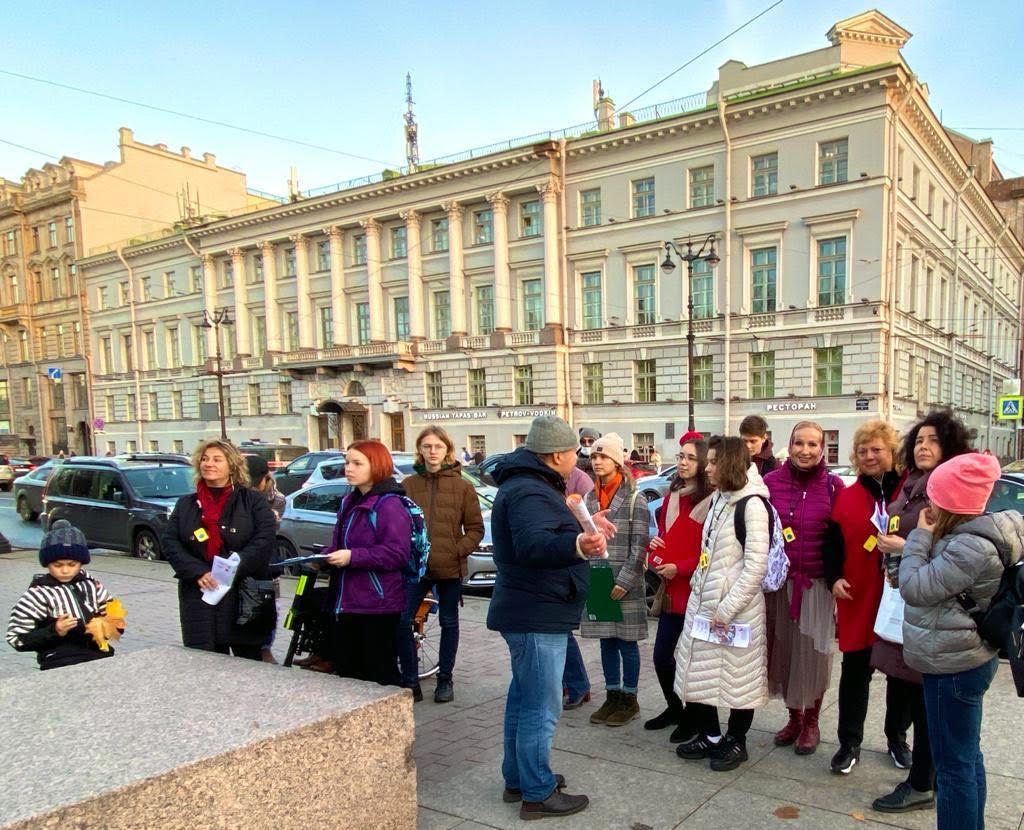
[{"xmin": 766, "ymin": 578, "xmax": 836, "ymax": 710}]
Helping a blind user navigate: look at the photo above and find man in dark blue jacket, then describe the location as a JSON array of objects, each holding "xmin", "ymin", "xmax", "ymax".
[{"xmin": 487, "ymin": 415, "xmax": 607, "ymax": 820}]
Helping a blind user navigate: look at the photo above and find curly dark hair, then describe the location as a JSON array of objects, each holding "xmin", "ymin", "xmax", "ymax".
[{"xmin": 900, "ymin": 408, "xmax": 972, "ymax": 472}]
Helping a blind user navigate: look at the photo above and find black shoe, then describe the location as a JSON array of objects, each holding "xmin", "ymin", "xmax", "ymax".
[
  {"xmin": 410, "ymin": 684, "xmax": 423, "ymax": 703},
  {"xmin": 872, "ymin": 781, "xmax": 935, "ymax": 813},
  {"xmin": 888, "ymin": 740, "xmax": 912, "ymax": 770},
  {"xmin": 830, "ymin": 744, "xmax": 860, "ymax": 774},
  {"xmin": 709, "ymin": 735, "xmax": 749, "ymax": 772},
  {"xmin": 519, "ymin": 790, "xmax": 589, "ymax": 820},
  {"xmin": 503, "ymin": 774, "xmax": 566, "ymax": 803},
  {"xmin": 643, "ymin": 707, "xmax": 681, "ymax": 731},
  {"xmin": 676, "ymin": 734, "xmax": 719, "ymax": 760},
  {"xmin": 434, "ymin": 678, "xmax": 454, "ymax": 703},
  {"xmin": 669, "ymin": 723, "xmax": 697, "ymax": 744}
]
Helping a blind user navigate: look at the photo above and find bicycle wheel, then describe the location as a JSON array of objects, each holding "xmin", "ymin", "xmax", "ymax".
[{"xmin": 414, "ymin": 596, "xmax": 440, "ymax": 679}]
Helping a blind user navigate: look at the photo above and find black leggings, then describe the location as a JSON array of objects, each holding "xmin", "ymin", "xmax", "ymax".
[
  {"xmin": 686, "ymin": 703, "xmax": 750, "ymax": 740},
  {"xmin": 837, "ymin": 648, "xmax": 913, "ymax": 747},
  {"xmin": 330, "ymin": 612, "xmax": 401, "ymax": 686}
]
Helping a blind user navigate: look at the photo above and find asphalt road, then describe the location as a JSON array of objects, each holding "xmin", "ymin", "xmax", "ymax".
[{"xmin": 0, "ymin": 493, "xmax": 45, "ymax": 551}]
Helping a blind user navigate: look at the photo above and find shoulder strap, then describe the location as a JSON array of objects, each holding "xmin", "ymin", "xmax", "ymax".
[{"xmin": 734, "ymin": 494, "xmax": 775, "ymax": 548}]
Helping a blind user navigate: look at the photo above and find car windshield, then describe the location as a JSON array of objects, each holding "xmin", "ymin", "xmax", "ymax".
[{"xmin": 123, "ymin": 467, "xmax": 195, "ymax": 498}]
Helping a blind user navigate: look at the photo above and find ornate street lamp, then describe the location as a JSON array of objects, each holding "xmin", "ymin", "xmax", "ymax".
[{"xmin": 199, "ymin": 308, "xmax": 234, "ymax": 440}]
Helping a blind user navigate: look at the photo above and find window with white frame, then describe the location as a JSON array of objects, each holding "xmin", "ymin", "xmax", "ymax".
[
  {"xmin": 632, "ymin": 177, "xmax": 655, "ymax": 218},
  {"xmin": 814, "ymin": 347, "xmax": 843, "ymax": 395},
  {"xmin": 118, "ymin": 281, "xmax": 130, "ymax": 306},
  {"xmin": 468, "ymin": 368, "xmax": 487, "ymax": 407},
  {"xmin": 522, "ymin": 279, "xmax": 543, "ymax": 331},
  {"xmin": 143, "ymin": 329, "xmax": 156, "ymax": 370},
  {"xmin": 163, "ymin": 270, "xmax": 176, "ymax": 297},
  {"xmin": 64, "ymin": 216, "xmax": 74, "ymax": 243},
  {"xmin": 285, "ymin": 311, "xmax": 299, "ymax": 350},
  {"xmin": 514, "ymin": 365, "xmax": 534, "ymax": 405},
  {"xmin": 580, "ymin": 189, "xmax": 601, "ymax": 226},
  {"xmin": 691, "ymin": 258, "xmax": 714, "ymax": 319},
  {"xmin": 50, "ymin": 266, "xmax": 61, "ymax": 298},
  {"xmin": 819, "ymin": 139, "xmax": 848, "ymax": 185},
  {"xmin": 172, "ymin": 391, "xmax": 183, "ymax": 419},
  {"xmin": 581, "ymin": 271, "xmax": 602, "ymax": 329},
  {"xmin": 189, "ymin": 264, "xmax": 202, "ymax": 293},
  {"xmin": 750, "ymin": 352, "xmax": 775, "ymax": 399},
  {"xmin": 319, "ymin": 306, "xmax": 333, "ymax": 346},
  {"xmin": 248, "ymin": 383, "xmax": 262, "ymax": 415},
  {"xmin": 147, "ymin": 392, "xmax": 159, "ymax": 420},
  {"xmin": 316, "ymin": 240, "xmax": 331, "ymax": 271},
  {"xmin": 816, "ymin": 237, "xmax": 846, "ymax": 306},
  {"xmin": 221, "ymin": 260, "xmax": 233, "ymax": 288},
  {"xmin": 390, "ymin": 226, "xmax": 407, "ymax": 259},
  {"xmin": 475, "ymin": 285, "xmax": 494, "ymax": 335},
  {"xmin": 394, "ymin": 296, "xmax": 410, "ymax": 340},
  {"xmin": 689, "ymin": 166, "xmax": 714, "ymax": 207},
  {"xmin": 692, "ymin": 355, "xmax": 713, "ymax": 401},
  {"xmin": 431, "ymin": 217, "xmax": 449, "ymax": 252},
  {"xmin": 633, "ymin": 264, "xmax": 656, "ymax": 324},
  {"xmin": 353, "ymin": 234, "xmax": 367, "ymax": 265},
  {"xmin": 520, "ymin": 200, "xmax": 541, "ymax": 237},
  {"xmin": 426, "ymin": 371, "xmax": 443, "ymax": 408},
  {"xmin": 433, "ymin": 291, "xmax": 451, "ymax": 338},
  {"xmin": 583, "ymin": 362, "xmax": 604, "ymax": 404},
  {"xmin": 356, "ymin": 302, "xmax": 370, "ymax": 344},
  {"xmin": 750, "ymin": 247, "xmax": 777, "ymax": 313},
  {"xmin": 167, "ymin": 326, "xmax": 181, "ymax": 366},
  {"xmin": 284, "ymin": 247, "xmax": 296, "ymax": 276},
  {"xmin": 248, "ymin": 254, "xmax": 262, "ymax": 284},
  {"xmin": 634, "ymin": 359, "xmax": 657, "ymax": 403},
  {"xmin": 253, "ymin": 316, "xmax": 267, "ymax": 352},
  {"xmin": 751, "ymin": 153, "xmax": 778, "ymax": 197},
  {"xmin": 140, "ymin": 276, "xmax": 152, "ymax": 302},
  {"xmin": 47, "ymin": 221, "xmax": 57, "ymax": 247},
  {"xmin": 473, "ymin": 209, "xmax": 493, "ymax": 245}
]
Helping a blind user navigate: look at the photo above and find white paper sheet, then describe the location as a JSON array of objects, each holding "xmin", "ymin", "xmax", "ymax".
[
  {"xmin": 201, "ymin": 552, "xmax": 241, "ymax": 606},
  {"xmin": 691, "ymin": 615, "xmax": 751, "ymax": 648}
]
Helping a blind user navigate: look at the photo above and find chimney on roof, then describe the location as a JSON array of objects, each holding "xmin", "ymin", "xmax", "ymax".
[
  {"xmin": 118, "ymin": 127, "xmax": 135, "ymax": 146},
  {"xmin": 181, "ymin": 146, "xmax": 191, "ymax": 159},
  {"xmin": 593, "ymin": 79, "xmax": 615, "ymax": 132},
  {"xmin": 155, "ymin": 143, "xmax": 168, "ymax": 151},
  {"xmin": 618, "ymin": 112, "xmax": 635, "ymax": 128},
  {"xmin": 202, "ymin": 152, "xmax": 216, "ymax": 167}
]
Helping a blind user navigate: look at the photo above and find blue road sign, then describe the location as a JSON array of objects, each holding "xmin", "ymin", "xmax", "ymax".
[
  {"xmin": 47, "ymin": 367, "xmax": 62, "ymax": 381},
  {"xmin": 997, "ymin": 395, "xmax": 1022, "ymax": 420}
]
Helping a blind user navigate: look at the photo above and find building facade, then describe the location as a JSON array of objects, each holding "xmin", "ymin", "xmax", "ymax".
[
  {"xmin": 78, "ymin": 10, "xmax": 1024, "ymax": 462},
  {"xmin": 0, "ymin": 128, "xmax": 268, "ymax": 455}
]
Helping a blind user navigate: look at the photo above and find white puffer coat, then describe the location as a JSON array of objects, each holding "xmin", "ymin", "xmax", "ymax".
[{"xmin": 673, "ymin": 467, "xmax": 770, "ymax": 710}]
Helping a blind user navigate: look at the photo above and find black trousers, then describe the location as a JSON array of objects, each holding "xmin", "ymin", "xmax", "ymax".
[
  {"xmin": 686, "ymin": 703, "xmax": 745, "ymax": 740},
  {"xmin": 330, "ymin": 612, "xmax": 401, "ymax": 686},
  {"xmin": 889, "ymin": 677, "xmax": 935, "ymax": 792},
  {"xmin": 652, "ymin": 613, "xmax": 686, "ymax": 712},
  {"xmin": 837, "ymin": 647, "xmax": 914, "ymax": 748}
]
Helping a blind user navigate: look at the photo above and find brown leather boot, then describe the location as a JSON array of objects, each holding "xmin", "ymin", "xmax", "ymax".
[
  {"xmin": 774, "ymin": 708, "xmax": 803, "ymax": 746},
  {"xmin": 795, "ymin": 699, "xmax": 822, "ymax": 755}
]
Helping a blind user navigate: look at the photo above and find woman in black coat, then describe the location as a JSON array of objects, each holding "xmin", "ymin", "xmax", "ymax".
[{"xmin": 162, "ymin": 439, "xmax": 277, "ymax": 659}]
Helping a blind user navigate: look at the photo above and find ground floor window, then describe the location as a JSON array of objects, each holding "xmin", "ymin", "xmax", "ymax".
[
  {"xmin": 632, "ymin": 433, "xmax": 654, "ymax": 461},
  {"xmin": 469, "ymin": 435, "xmax": 486, "ymax": 456},
  {"xmin": 824, "ymin": 429, "xmax": 839, "ymax": 465}
]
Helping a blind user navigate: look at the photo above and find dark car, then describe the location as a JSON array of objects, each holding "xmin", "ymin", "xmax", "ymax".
[
  {"xmin": 41, "ymin": 456, "xmax": 194, "ymax": 560},
  {"xmin": 272, "ymin": 450, "xmax": 344, "ymax": 495},
  {"xmin": 13, "ymin": 460, "xmax": 60, "ymax": 521},
  {"xmin": 464, "ymin": 453, "xmax": 507, "ymax": 487}
]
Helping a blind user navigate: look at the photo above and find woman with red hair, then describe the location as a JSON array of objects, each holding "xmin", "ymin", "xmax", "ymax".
[{"xmin": 324, "ymin": 439, "xmax": 411, "ymax": 685}]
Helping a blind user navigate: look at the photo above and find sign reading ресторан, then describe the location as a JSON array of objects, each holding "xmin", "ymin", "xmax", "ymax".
[
  {"xmin": 419, "ymin": 407, "xmax": 556, "ymax": 422},
  {"xmin": 765, "ymin": 402, "xmax": 818, "ymax": 412}
]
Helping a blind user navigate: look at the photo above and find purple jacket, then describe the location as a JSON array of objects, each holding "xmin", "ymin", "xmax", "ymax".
[
  {"xmin": 764, "ymin": 458, "xmax": 845, "ymax": 618},
  {"xmin": 325, "ymin": 480, "xmax": 411, "ymax": 615}
]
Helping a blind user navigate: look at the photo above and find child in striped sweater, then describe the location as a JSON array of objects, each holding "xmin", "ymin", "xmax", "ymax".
[{"xmin": 6, "ymin": 520, "xmax": 114, "ymax": 671}]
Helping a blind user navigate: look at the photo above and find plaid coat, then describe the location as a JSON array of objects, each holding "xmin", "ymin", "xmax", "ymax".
[{"xmin": 580, "ymin": 481, "xmax": 650, "ymax": 641}]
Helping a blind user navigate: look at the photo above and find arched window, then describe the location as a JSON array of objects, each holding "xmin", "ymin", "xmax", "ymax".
[{"xmin": 346, "ymin": 380, "xmax": 366, "ymax": 397}]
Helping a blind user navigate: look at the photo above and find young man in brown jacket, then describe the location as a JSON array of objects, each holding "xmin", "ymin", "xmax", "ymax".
[{"xmin": 399, "ymin": 426, "xmax": 485, "ymax": 702}]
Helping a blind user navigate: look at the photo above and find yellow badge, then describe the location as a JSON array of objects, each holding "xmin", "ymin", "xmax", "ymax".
[
  {"xmin": 863, "ymin": 534, "xmax": 878, "ymax": 552},
  {"xmin": 782, "ymin": 527, "xmax": 796, "ymax": 543},
  {"xmin": 194, "ymin": 528, "xmax": 209, "ymax": 542},
  {"xmin": 888, "ymin": 515, "xmax": 900, "ymax": 533},
  {"xmin": 698, "ymin": 551, "xmax": 710, "ymax": 571}
]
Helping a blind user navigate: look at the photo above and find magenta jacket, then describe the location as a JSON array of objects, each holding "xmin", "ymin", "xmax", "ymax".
[{"xmin": 764, "ymin": 458, "xmax": 845, "ymax": 619}]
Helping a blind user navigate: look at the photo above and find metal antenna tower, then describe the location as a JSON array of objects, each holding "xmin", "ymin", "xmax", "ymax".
[{"xmin": 404, "ymin": 72, "xmax": 419, "ymax": 172}]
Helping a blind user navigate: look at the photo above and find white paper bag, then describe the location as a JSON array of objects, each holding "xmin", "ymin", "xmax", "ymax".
[{"xmin": 873, "ymin": 582, "xmax": 905, "ymax": 644}]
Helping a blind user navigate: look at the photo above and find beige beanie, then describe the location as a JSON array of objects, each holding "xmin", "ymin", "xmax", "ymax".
[{"xmin": 591, "ymin": 432, "xmax": 625, "ymax": 467}]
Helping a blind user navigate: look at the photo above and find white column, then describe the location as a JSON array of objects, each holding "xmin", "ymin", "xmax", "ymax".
[
  {"xmin": 488, "ymin": 192, "xmax": 511, "ymax": 331},
  {"xmin": 229, "ymin": 247, "xmax": 251, "ymax": 355},
  {"xmin": 400, "ymin": 209, "xmax": 425, "ymax": 340},
  {"xmin": 443, "ymin": 201, "xmax": 466, "ymax": 335},
  {"xmin": 324, "ymin": 226, "xmax": 348, "ymax": 346},
  {"xmin": 360, "ymin": 218, "xmax": 385, "ymax": 342},
  {"xmin": 259, "ymin": 240, "xmax": 281, "ymax": 352},
  {"xmin": 538, "ymin": 180, "xmax": 562, "ymax": 326},
  {"xmin": 201, "ymin": 254, "xmax": 217, "ymax": 355},
  {"xmin": 291, "ymin": 233, "xmax": 314, "ymax": 348}
]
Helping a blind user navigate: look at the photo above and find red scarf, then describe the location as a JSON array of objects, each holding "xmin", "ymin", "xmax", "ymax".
[
  {"xmin": 595, "ymin": 472, "xmax": 623, "ymax": 512},
  {"xmin": 196, "ymin": 479, "xmax": 233, "ymax": 561}
]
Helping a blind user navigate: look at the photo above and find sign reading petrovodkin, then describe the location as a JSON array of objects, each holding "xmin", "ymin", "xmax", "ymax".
[{"xmin": 420, "ymin": 407, "xmax": 556, "ymax": 422}]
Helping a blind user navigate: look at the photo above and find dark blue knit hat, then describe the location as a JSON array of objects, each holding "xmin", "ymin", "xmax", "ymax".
[{"xmin": 39, "ymin": 519, "xmax": 91, "ymax": 567}]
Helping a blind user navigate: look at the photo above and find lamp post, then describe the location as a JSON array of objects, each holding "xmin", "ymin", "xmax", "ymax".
[
  {"xmin": 199, "ymin": 308, "xmax": 233, "ymax": 440},
  {"xmin": 661, "ymin": 236, "xmax": 720, "ymax": 431}
]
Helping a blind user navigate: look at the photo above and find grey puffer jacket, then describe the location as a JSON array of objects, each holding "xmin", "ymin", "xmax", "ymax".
[{"xmin": 900, "ymin": 511, "xmax": 1024, "ymax": 675}]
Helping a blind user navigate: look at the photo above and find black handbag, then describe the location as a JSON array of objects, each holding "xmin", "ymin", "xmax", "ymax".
[{"xmin": 236, "ymin": 576, "xmax": 277, "ymax": 628}]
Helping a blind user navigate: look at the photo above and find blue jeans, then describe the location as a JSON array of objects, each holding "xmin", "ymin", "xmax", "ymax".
[
  {"xmin": 562, "ymin": 632, "xmax": 590, "ymax": 698},
  {"xmin": 501, "ymin": 632, "xmax": 568, "ymax": 802},
  {"xmin": 599, "ymin": 637, "xmax": 641, "ymax": 693},
  {"xmin": 397, "ymin": 578, "xmax": 461, "ymax": 686},
  {"xmin": 922, "ymin": 656, "xmax": 998, "ymax": 830}
]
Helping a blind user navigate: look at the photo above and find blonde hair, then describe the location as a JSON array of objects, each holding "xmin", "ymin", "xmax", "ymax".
[
  {"xmin": 414, "ymin": 426, "xmax": 456, "ymax": 468},
  {"xmin": 192, "ymin": 439, "xmax": 251, "ymax": 488},
  {"xmin": 849, "ymin": 419, "xmax": 900, "ymax": 474},
  {"xmin": 931, "ymin": 505, "xmax": 974, "ymax": 544}
]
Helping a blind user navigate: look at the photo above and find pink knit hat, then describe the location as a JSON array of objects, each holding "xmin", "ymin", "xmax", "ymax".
[{"xmin": 926, "ymin": 452, "xmax": 1001, "ymax": 515}]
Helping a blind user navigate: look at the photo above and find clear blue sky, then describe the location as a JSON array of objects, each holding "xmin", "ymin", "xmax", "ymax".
[{"xmin": 3, "ymin": 0, "xmax": 1022, "ymax": 199}]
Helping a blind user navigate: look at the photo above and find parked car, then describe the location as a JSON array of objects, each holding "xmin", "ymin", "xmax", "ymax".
[
  {"xmin": 271, "ymin": 449, "xmax": 343, "ymax": 495},
  {"xmin": 635, "ymin": 470, "xmax": 675, "ymax": 503},
  {"xmin": 464, "ymin": 453, "xmax": 507, "ymax": 487},
  {"xmin": 0, "ymin": 454, "xmax": 33, "ymax": 491},
  {"xmin": 828, "ymin": 465, "xmax": 858, "ymax": 486},
  {"xmin": 987, "ymin": 473, "xmax": 1024, "ymax": 513},
  {"xmin": 275, "ymin": 480, "xmax": 496, "ymax": 587},
  {"xmin": 1002, "ymin": 459, "xmax": 1024, "ymax": 474},
  {"xmin": 302, "ymin": 455, "xmax": 347, "ymax": 489},
  {"xmin": 41, "ymin": 455, "xmax": 195, "ymax": 560},
  {"xmin": 13, "ymin": 460, "xmax": 60, "ymax": 521},
  {"xmin": 240, "ymin": 441, "xmax": 310, "ymax": 472}
]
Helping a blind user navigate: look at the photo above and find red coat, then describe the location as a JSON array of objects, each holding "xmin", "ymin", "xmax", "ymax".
[{"xmin": 654, "ymin": 491, "xmax": 703, "ymax": 615}]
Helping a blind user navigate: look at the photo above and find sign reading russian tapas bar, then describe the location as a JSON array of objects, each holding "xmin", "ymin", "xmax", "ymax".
[{"xmin": 421, "ymin": 409, "xmax": 488, "ymax": 421}]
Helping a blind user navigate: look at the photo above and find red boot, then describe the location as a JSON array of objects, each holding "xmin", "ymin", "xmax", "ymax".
[
  {"xmin": 795, "ymin": 699, "xmax": 822, "ymax": 755},
  {"xmin": 774, "ymin": 708, "xmax": 803, "ymax": 746}
]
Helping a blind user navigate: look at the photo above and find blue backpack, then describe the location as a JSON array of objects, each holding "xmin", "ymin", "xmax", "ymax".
[{"xmin": 368, "ymin": 493, "xmax": 431, "ymax": 582}]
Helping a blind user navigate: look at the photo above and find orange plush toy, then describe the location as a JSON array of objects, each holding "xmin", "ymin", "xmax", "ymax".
[{"xmin": 85, "ymin": 598, "xmax": 126, "ymax": 652}]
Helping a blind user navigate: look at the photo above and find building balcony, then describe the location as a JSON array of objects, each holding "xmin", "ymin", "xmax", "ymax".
[
  {"xmin": 276, "ymin": 342, "xmax": 416, "ymax": 374},
  {"xmin": 0, "ymin": 303, "xmax": 30, "ymax": 325}
]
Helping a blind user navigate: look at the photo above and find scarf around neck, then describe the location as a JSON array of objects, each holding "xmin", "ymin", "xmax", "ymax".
[
  {"xmin": 665, "ymin": 481, "xmax": 696, "ymax": 532},
  {"xmin": 196, "ymin": 479, "xmax": 233, "ymax": 561},
  {"xmin": 595, "ymin": 472, "xmax": 624, "ymax": 512}
]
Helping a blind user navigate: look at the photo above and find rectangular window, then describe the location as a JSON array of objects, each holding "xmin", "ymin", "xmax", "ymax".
[
  {"xmin": 195, "ymin": 326, "xmax": 207, "ymax": 364},
  {"xmin": 522, "ymin": 279, "xmax": 543, "ymax": 331},
  {"xmin": 316, "ymin": 240, "xmax": 331, "ymax": 272},
  {"xmin": 56, "ymin": 323, "xmax": 66, "ymax": 356},
  {"xmin": 430, "ymin": 218, "xmax": 448, "ymax": 252},
  {"xmin": 221, "ymin": 260, "xmax": 233, "ymax": 288},
  {"xmin": 819, "ymin": 139, "xmax": 849, "ymax": 185},
  {"xmin": 68, "ymin": 264, "xmax": 77, "ymax": 293},
  {"xmin": 751, "ymin": 247, "xmax": 777, "ymax": 313},
  {"xmin": 824, "ymin": 430, "xmax": 839, "ymax": 465},
  {"xmin": 353, "ymin": 234, "xmax": 367, "ymax": 265},
  {"xmin": 433, "ymin": 291, "xmax": 451, "ymax": 339},
  {"xmin": 634, "ymin": 359, "xmax": 657, "ymax": 403},
  {"xmin": 390, "ymin": 226, "xmax": 407, "ymax": 259},
  {"xmin": 285, "ymin": 311, "xmax": 299, "ymax": 351},
  {"xmin": 815, "ymin": 346, "xmax": 843, "ymax": 395},
  {"xmin": 140, "ymin": 276, "xmax": 152, "ymax": 302},
  {"xmin": 47, "ymin": 221, "xmax": 57, "ymax": 247},
  {"xmin": 284, "ymin": 247, "xmax": 296, "ymax": 277},
  {"xmin": 279, "ymin": 381, "xmax": 293, "ymax": 414},
  {"xmin": 692, "ymin": 355, "xmax": 713, "ymax": 401},
  {"xmin": 100, "ymin": 337, "xmax": 112, "ymax": 374},
  {"xmin": 50, "ymin": 266, "xmax": 61, "ymax": 298},
  {"xmin": 163, "ymin": 271, "xmax": 176, "ymax": 297},
  {"xmin": 251, "ymin": 254, "xmax": 263, "ymax": 284},
  {"xmin": 426, "ymin": 371, "xmax": 444, "ymax": 408},
  {"xmin": 248, "ymin": 383, "xmax": 262, "ymax": 415},
  {"xmin": 912, "ymin": 166, "xmax": 921, "ymax": 201},
  {"xmin": 118, "ymin": 281, "xmax": 130, "ymax": 306},
  {"xmin": 691, "ymin": 259, "xmax": 714, "ymax": 319},
  {"xmin": 468, "ymin": 368, "xmax": 487, "ymax": 407},
  {"xmin": 253, "ymin": 316, "xmax": 267, "ymax": 353},
  {"xmin": 633, "ymin": 264, "xmax": 656, "ymax": 325},
  {"xmin": 126, "ymin": 393, "xmax": 137, "ymax": 421},
  {"xmin": 817, "ymin": 237, "xmax": 847, "ymax": 306},
  {"xmin": 31, "ymin": 227, "xmax": 39, "ymax": 253},
  {"xmin": 514, "ymin": 366, "xmax": 534, "ymax": 405},
  {"xmin": 633, "ymin": 434, "xmax": 654, "ymax": 462},
  {"xmin": 104, "ymin": 395, "xmax": 114, "ymax": 421},
  {"xmin": 147, "ymin": 392, "xmax": 159, "ymax": 420},
  {"xmin": 475, "ymin": 285, "xmax": 494, "ymax": 335},
  {"xmin": 473, "ymin": 209, "xmax": 493, "ymax": 245},
  {"xmin": 147, "ymin": 440, "xmax": 159, "ymax": 452},
  {"xmin": 172, "ymin": 390, "xmax": 183, "ymax": 419},
  {"xmin": 143, "ymin": 330, "xmax": 156, "ymax": 370},
  {"xmin": 751, "ymin": 153, "xmax": 778, "ymax": 197},
  {"xmin": 394, "ymin": 297, "xmax": 410, "ymax": 341},
  {"xmin": 21, "ymin": 377, "xmax": 33, "ymax": 406},
  {"xmin": 125, "ymin": 440, "xmax": 137, "ymax": 453},
  {"xmin": 319, "ymin": 306, "xmax": 333, "ymax": 346},
  {"xmin": 520, "ymin": 200, "xmax": 541, "ymax": 237},
  {"xmin": 632, "ymin": 177, "xmax": 655, "ymax": 218},
  {"xmin": 583, "ymin": 363, "xmax": 604, "ymax": 404},
  {"xmin": 356, "ymin": 302, "xmax": 370, "ymax": 345},
  {"xmin": 173, "ymin": 439, "xmax": 183, "ymax": 453},
  {"xmin": 64, "ymin": 216, "xmax": 74, "ymax": 244},
  {"xmin": 166, "ymin": 327, "xmax": 181, "ymax": 366},
  {"xmin": 750, "ymin": 352, "xmax": 775, "ymax": 399},
  {"xmin": 51, "ymin": 380, "xmax": 65, "ymax": 409},
  {"xmin": 122, "ymin": 334, "xmax": 134, "ymax": 372},
  {"xmin": 189, "ymin": 265, "xmax": 202, "ymax": 293},
  {"xmin": 4, "ymin": 229, "xmax": 17, "ymax": 255},
  {"xmin": 580, "ymin": 188, "xmax": 601, "ymax": 227},
  {"xmin": 581, "ymin": 271, "xmax": 602, "ymax": 329},
  {"xmin": 689, "ymin": 166, "xmax": 714, "ymax": 207}
]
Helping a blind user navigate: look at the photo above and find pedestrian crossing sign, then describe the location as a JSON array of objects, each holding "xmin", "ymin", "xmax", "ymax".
[{"xmin": 997, "ymin": 395, "xmax": 1023, "ymax": 420}]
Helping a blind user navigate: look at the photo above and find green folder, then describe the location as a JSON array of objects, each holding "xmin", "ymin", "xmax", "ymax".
[{"xmin": 585, "ymin": 565, "xmax": 623, "ymax": 622}]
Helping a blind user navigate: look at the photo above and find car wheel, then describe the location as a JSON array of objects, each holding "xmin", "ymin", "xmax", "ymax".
[
  {"xmin": 643, "ymin": 489, "xmax": 661, "ymax": 503},
  {"xmin": 134, "ymin": 528, "xmax": 161, "ymax": 561},
  {"xmin": 275, "ymin": 537, "xmax": 298, "ymax": 576},
  {"xmin": 17, "ymin": 495, "xmax": 38, "ymax": 522}
]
